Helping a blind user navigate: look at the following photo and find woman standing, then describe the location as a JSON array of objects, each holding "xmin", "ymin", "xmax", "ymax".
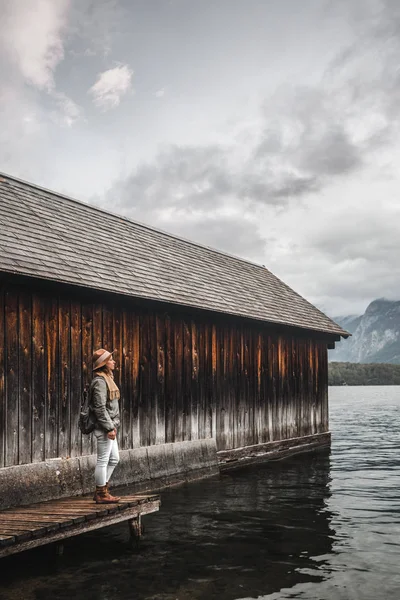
[{"xmin": 90, "ymin": 348, "xmax": 121, "ymax": 503}]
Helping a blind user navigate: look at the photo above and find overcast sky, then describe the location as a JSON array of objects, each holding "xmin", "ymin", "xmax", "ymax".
[{"xmin": 1, "ymin": 0, "xmax": 400, "ymax": 317}]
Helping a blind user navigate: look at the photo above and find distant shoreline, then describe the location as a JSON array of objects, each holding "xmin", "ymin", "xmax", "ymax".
[{"xmin": 328, "ymin": 362, "xmax": 400, "ymax": 386}]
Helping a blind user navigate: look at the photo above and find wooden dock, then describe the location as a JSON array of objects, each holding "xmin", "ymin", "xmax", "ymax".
[{"xmin": 0, "ymin": 493, "xmax": 160, "ymax": 559}]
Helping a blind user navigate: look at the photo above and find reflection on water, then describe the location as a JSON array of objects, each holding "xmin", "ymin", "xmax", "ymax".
[{"xmin": 1, "ymin": 386, "xmax": 400, "ymax": 600}]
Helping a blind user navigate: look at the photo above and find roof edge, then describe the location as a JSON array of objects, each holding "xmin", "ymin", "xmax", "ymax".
[{"xmin": 0, "ymin": 268, "xmax": 350, "ymax": 338}]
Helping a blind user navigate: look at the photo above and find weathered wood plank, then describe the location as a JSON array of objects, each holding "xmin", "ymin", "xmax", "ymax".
[
  {"xmin": 102, "ymin": 304, "xmax": 114, "ymax": 352},
  {"xmin": 0, "ymin": 528, "xmax": 31, "ymax": 542},
  {"xmin": 292, "ymin": 337, "xmax": 300, "ymax": 438},
  {"xmin": 244, "ymin": 327, "xmax": 253, "ymax": 447},
  {"xmin": 276, "ymin": 336, "xmax": 283, "ymax": 442},
  {"xmin": 131, "ymin": 311, "xmax": 140, "ymax": 448},
  {"xmin": 182, "ymin": 320, "xmax": 192, "ymax": 441},
  {"xmin": 2, "ymin": 512, "xmax": 74, "ymax": 527},
  {"xmin": 113, "ymin": 305, "xmax": 123, "ymax": 437},
  {"xmin": 320, "ymin": 342, "xmax": 327, "ymax": 433},
  {"xmin": 224, "ymin": 327, "xmax": 232, "ymax": 448},
  {"xmin": 139, "ymin": 312, "xmax": 150, "ymax": 447},
  {"xmin": 215, "ymin": 324, "xmax": 224, "ymax": 449},
  {"xmin": 0, "ymin": 519, "xmax": 60, "ymax": 534},
  {"xmin": 265, "ymin": 334, "xmax": 273, "ymax": 442},
  {"xmin": 190, "ymin": 321, "xmax": 199, "ymax": 441},
  {"xmin": 45, "ymin": 297, "xmax": 59, "ymax": 459},
  {"xmin": 122, "ymin": 310, "xmax": 133, "ymax": 450},
  {"xmin": 311, "ymin": 339, "xmax": 316, "ymax": 435},
  {"xmin": 58, "ymin": 298, "xmax": 71, "ymax": 459},
  {"xmin": 197, "ymin": 321, "xmax": 206, "ymax": 439},
  {"xmin": 204, "ymin": 323, "xmax": 213, "ymax": 440},
  {"xmin": 156, "ymin": 314, "xmax": 165, "ymax": 445},
  {"xmin": 8, "ymin": 509, "xmax": 85, "ymax": 524},
  {"xmin": 0, "ymin": 285, "xmax": 4, "ymax": 468},
  {"xmin": 270, "ymin": 334, "xmax": 279, "ymax": 442},
  {"xmin": 174, "ymin": 318, "xmax": 184, "ymax": 443},
  {"xmin": 0, "ymin": 280, "xmax": 334, "ymax": 463},
  {"xmin": 224, "ymin": 325, "xmax": 233, "ymax": 449},
  {"xmin": 32, "ymin": 294, "xmax": 46, "ymax": 463},
  {"xmin": 164, "ymin": 315, "xmax": 175, "ymax": 443},
  {"xmin": 218, "ymin": 431, "xmax": 331, "ymax": 460},
  {"xmin": 81, "ymin": 303, "xmax": 93, "ymax": 456},
  {"xmin": 18, "ymin": 292, "xmax": 32, "ymax": 465},
  {"xmin": 0, "ymin": 535, "xmax": 15, "ymax": 548},
  {"xmin": 5, "ymin": 288, "xmax": 18, "ymax": 466},
  {"xmin": 0, "ymin": 521, "xmax": 53, "ymax": 536},
  {"xmin": 0, "ymin": 499, "xmax": 160, "ymax": 559},
  {"xmin": 148, "ymin": 313, "xmax": 158, "ymax": 446},
  {"xmin": 70, "ymin": 300, "xmax": 82, "ymax": 457},
  {"xmin": 234, "ymin": 324, "xmax": 242, "ymax": 448},
  {"xmin": 93, "ymin": 303, "xmax": 103, "ymax": 351}
]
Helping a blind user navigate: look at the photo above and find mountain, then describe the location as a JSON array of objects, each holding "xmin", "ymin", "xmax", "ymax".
[{"xmin": 329, "ymin": 299, "xmax": 400, "ymax": 364}]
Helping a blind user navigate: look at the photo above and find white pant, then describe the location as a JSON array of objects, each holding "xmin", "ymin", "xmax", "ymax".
[{"xmin": 94, "ymin": 429, "xmax": 120, "ymax": 486}]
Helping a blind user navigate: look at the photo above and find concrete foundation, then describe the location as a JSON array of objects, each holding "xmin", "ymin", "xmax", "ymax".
[
  {"xmin": 0, "ymin": 439, "xmax": 219, "ymax": 511},
  {"xmin": 0, "ymin": 433, "xmax": 331, "ymax": 510}
]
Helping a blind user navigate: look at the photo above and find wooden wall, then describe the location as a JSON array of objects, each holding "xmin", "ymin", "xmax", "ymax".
[{"xmin": 0, "ymin": 280, "xmax": 329, "ymax": 468}]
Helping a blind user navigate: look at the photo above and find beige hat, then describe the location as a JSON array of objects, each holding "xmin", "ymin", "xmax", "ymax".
[{"xmin": 92, "ymin": 348, "xmax": 114, "ymax": 371}]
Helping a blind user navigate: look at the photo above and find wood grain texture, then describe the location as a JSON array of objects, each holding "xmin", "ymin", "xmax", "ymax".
[
  {"xmin": 0, "ymin": 280, "xmax": 332, "ymax": 465},
  {"xmin": 32, "ymin": 295, "xmax": 46, "ymax": 462},
  {"xmin": 69, "ymin": 300, "xmax": 82, "ymax": 458},
  {"xmin": 58, "ymin": 298, "xmax": 70, "ymax": 459},
  {"xmin": 81, "ymin": 303, "xmax": 93, "ymax": 456},
  {"xmin": 5, "ymin": 288, "xmax": 18, "ymax": 466},
  {"xmin": 0, "ymin": 286, "xmax": 5, "ymax": 468},
  {"xmin": 0, "ymin": 494, "xmax": 160, "ymax": 558},
  {"xmin": 18, "ymin": 292, "xmax": 32, "ymax": 465}
]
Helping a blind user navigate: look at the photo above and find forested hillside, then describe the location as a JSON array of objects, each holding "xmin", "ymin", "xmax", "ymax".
[{"xmin": 329, "ymin": 362, "xmax": 400, "ymax": 386}]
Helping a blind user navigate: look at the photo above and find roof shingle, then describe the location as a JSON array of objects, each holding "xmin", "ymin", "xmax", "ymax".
[{"xmin": 0, "ymin": 173, "xmax": 348, "ymax": 337}]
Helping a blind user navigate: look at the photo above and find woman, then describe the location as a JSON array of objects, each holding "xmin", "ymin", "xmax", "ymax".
[{"xmin": 90, "ymin": 348, "xmax": 121, "ymax": 503}]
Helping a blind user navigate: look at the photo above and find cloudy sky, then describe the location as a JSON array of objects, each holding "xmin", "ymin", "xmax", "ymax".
[{"xmin": 1, "ymin": 0, "xmax": 400, "ymax": 317}]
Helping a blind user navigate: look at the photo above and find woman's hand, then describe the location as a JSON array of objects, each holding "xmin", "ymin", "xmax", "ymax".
[{"xmin": 107, "ymin": 429, "xmax": 117, "ymax": 440}]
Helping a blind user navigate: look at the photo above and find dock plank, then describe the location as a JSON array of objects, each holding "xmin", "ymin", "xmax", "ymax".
[
  {"xmin": 0, "ymin": 493, "xmax": 161, "ymax": 558},
  {"xmin": 0, "ymin": 513, "xmax": 74, "ymax": 527},
  {"xmin": 0, "ymin": 518, "xmax": 60, "ymax": 533},
  {"xmin": 0, "ymin": 523, "xmax": 47, "ymax": 538},
  {"xmin": 0, "ymin": 534, "xmax": 16, "ymax": 547},
  {"xmin": 0, "ymin": 529, "xmax": 32, "ymax": 543},
  {"xmin": 3, "ymin": 510, "xmax": 86, "ymax": 524}
]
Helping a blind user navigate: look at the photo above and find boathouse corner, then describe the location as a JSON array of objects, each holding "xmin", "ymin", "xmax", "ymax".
[{"xmin": 0, "ymin": 172, "xmax": 349, "ymax": 509}]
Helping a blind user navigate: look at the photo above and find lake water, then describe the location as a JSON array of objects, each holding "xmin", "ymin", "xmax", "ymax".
[{"xmin": 2, "ymin": 386, "xmax": 400, "ymax": 600}]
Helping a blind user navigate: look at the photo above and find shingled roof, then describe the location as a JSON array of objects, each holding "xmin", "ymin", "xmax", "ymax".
[{"xmin": 0, "ymin": 173, "xmax": 348, "ymax": 337}]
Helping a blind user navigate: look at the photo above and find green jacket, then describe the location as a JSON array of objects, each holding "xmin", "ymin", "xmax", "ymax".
[{"xmin": 90, "ymin": 375, "xmax": 120, "ymax": 432}]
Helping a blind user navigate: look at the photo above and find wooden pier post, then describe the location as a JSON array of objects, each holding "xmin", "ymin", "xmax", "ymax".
[{"xmin": 128, "ymin": 515, "xmax": 142, "ymax": 550}]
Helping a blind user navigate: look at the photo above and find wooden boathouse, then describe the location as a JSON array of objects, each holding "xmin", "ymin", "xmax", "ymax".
[{"xmin": 0, "ymin": 173, "xmax": 348, "ymax": 508}]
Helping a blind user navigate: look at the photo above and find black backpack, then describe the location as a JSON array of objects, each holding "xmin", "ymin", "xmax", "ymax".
[{"xmin": 78, "ymin": 387, "xmax": 96, "ymax": 434}]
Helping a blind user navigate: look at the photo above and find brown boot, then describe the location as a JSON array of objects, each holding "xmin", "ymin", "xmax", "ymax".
[
  {"xmin": 105, "ymin": 482, "xmax": 120, "ymax": 502},
  {"xmin": 92, "ymin": 482, "xmax": 120, "ymax": 502},
  {"xmin": 93, "ymin": 485, "xmax": 120, "ymax": 504}
]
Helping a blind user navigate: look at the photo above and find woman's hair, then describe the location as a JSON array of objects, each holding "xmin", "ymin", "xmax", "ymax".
[{"xmin": 95, "ymin": 365, "xmax": 112, "ymax": 375}]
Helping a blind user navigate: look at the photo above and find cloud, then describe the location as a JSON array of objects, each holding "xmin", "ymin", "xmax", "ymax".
[
  {"xmin": 102, "ymin": 143, "xmax": 269, "ymax": 261},
  {"xmin": 68, "ymin": 0, "xmax": 121, "ymax": 58},
  {"xmin": 50, "ymin": 92, "xmax": 82, "ymax": 127},
  {"xmin": 89, "ymin": 65, "xmax": 133, "ymax": 110},
  {"xmin": 0, "ymin": 0, "xmax": 83, "ymax": 136},
  {"xmin": 1, "ymin": 0, "xmax": 70, "ymax": 91},
  {"xmin": 100, "ymin": 0, "xmax": 400, "ymax": 316},
  {"xmin": 2, "ymin": 0, "xmax": 400, "ymax": 316},
  {"xmin": 176, "ymin": 214, "xmax": 268, "ymax": 259}
]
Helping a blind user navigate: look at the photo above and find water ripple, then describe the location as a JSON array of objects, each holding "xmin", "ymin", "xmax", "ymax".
[{"xmin": 1, "ymin": 386, "xmax": 400, "ymax": 600}]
